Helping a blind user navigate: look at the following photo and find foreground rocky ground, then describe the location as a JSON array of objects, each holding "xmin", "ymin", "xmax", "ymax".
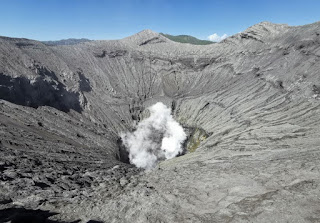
[{"xmin": 0, "ymin": 21, "xmax": 320, "ymax": 222}]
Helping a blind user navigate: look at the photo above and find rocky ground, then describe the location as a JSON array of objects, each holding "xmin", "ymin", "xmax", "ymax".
[{"xmin": 0, "ymin": 21, "xmax": 320, "ymax": 222}]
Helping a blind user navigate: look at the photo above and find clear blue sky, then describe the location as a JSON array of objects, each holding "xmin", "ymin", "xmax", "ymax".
[{"xmin": 1, "ymin": 0, "xmax": 320, "ymax": 41}]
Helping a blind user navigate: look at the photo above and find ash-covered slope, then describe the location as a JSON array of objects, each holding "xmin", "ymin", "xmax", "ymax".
[{"xmin": 1, "ymin": 21, "xmax": 320, "ymax": 222}]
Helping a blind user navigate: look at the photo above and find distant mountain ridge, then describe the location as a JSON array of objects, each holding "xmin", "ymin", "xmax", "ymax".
[
  {"xmin": 160, "ymin": 33, "xmax": 214, "ymax": 45},
  {"xmin": 42, "ymin": 34, "xmax": 214, "ymax": 46},
  {"xmin": 42, "ymin": 38, "xmax": 92, "ymax": 46}
]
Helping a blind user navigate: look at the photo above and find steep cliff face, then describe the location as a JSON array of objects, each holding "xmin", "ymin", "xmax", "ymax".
[{"xmin": 1, "ymin": 22, "xmax": 320, "ymax": 222}]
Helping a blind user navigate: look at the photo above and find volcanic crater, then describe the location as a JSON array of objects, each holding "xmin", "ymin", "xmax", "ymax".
[{"xmin": 1, "ymin": 22, "xmax": 320, "ymax": 222}]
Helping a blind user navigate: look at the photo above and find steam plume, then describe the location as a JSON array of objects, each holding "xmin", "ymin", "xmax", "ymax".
[{"xmin": 121, "ymin": 102, "xmax": 186, "ymax": 169}]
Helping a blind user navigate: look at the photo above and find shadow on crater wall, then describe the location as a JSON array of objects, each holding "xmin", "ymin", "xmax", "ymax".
[
  {"xmin": 0, "ymin": 73, "xmax": 82, "ymax": 113},
  {"xmin": 78, "ymin": 72, "xmax": 92, "ymax": 92},
  {"xmin": 0, "ymin": 207, "xmax": 80, "ymax": 223}
]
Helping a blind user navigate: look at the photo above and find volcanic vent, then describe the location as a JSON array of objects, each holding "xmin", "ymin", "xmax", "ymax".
[{"xmin": 118, "ymin": 102, "xmax": 187, "ymax": 169}]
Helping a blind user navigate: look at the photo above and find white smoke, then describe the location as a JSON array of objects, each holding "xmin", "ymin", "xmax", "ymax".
[
  {"xmin": 120, "ymin": 102, "xmax": 186, "ymax": 169},
  {"xmin": 208, "ymin": 33, "xmax": 228, "ymax": 42}
]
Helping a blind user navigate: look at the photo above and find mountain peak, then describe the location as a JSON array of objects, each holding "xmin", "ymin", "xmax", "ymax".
[
  {"xmin": 137, "ymin": 29, "xmax": 159, "ymax": 35},
  {"xmin": 123, "ymin": 29, "xmax": 168, "ymax": 46},
  {"xmin": 226, "ymin": 21, "xmax": 291, "ymax": 43},
  {"xmin": 245, "ymin": 21, "xmax": 290, "ymax": 36}
]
